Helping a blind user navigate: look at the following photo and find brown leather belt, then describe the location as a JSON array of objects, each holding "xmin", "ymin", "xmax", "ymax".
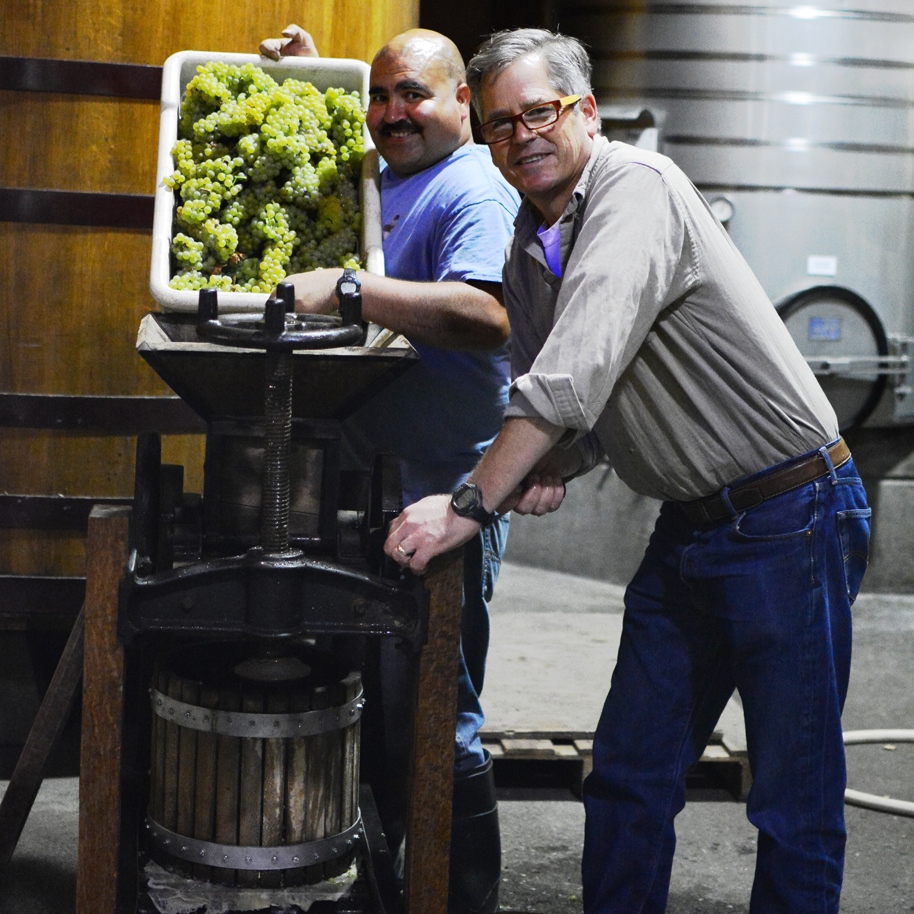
[{"xmin": 678, "ymin": 438, "xmax": 852, "ymax": 525}]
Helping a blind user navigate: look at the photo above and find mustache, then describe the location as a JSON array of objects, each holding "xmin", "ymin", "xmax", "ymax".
[{"xmin": 378, "ymin": 120, "xmax": 420, "ymax": 137}]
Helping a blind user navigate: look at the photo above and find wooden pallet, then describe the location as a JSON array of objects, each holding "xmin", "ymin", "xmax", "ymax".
[{"xmin": 481, "ymin": 729, "xmax": 751, "ymax": 801}]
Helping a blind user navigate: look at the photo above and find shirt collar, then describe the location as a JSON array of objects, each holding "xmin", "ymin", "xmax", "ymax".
[
  {"xmin": 514, "ymin": 136, "xmax": 610, "ymax": 228},
  {"xmin": 514, "ymin": 135, "xmax": 612, "ymax": 260}
]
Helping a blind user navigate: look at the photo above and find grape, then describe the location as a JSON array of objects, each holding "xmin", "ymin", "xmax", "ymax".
[{"xmin": 165, "ymin": 60, "xmax": 366, "ymax": 293}]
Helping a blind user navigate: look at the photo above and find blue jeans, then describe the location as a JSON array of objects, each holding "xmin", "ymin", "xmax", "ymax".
[
  {"xmin": 455, "ymin": 514, "xmax": 509, "ymax": 772},
  {"xmin": 582, "ymin": 449, "xmax": 870, "ymax": 914}
]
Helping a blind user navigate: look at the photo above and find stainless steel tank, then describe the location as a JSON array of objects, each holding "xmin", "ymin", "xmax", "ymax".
[{"xmin": 562, "ymin": 0, "xmax": 914, "ymax": 428}]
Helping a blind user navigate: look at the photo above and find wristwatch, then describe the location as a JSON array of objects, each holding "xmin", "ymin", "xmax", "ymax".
[
  {"xmin": 450, "ymin": 482, "xmax": 497, "ymax": 526},
  {"xmin": 336, "ymin": 267, "xmax": 360, "ymax": 298}
]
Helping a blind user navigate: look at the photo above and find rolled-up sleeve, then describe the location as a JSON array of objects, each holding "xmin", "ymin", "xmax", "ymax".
[{"xmin": 507, "ymin": 374, "xmax": 588, "ymax": 428}]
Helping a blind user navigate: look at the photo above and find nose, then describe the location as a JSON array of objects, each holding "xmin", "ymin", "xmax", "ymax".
[
  {"xmin": 511, "ymin": 119, "xmax": 538, "ymax": 143},
  {"xmin": 382, "ymin": 96, "xmax": 406, "ymax": 122}
]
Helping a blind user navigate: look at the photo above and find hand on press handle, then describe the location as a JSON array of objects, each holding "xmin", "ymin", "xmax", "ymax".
[{"xmin": 259, "ymin": 25, "xmax": 320, "ymax": 60}]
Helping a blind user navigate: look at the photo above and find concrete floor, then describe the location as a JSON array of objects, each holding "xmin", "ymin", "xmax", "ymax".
[
  {"xmin": 1, "ymin": 562, "xmax": 912, "ymax": 913},
  {"xmin": 487, "ymin": 564, "xmax": 914, "ymax": 914}
]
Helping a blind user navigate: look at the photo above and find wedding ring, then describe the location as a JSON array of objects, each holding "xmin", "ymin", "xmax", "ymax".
[{"xmin": 397, "ymin": 544, "xmax": 411, "ymax": 558}]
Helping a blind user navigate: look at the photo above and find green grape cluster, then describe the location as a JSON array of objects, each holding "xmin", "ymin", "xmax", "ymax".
[{"xmin": 165, "ymin": 60, "xmax": 365, "ymax": 294}]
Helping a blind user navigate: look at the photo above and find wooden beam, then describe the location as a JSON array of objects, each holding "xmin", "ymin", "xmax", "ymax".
[
  {"xmin": 403, "ymin": 548, "xmax": 463, "ymax": 914},
  {"xmin": 76, "ymin": 506, "xmax": 130, "ymax": 914}
]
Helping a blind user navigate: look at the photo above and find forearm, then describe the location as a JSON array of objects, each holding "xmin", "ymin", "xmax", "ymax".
[
  {"xmin": 466, "ymin": 416, "xmax": 567, "ymax": 514},
  {"xmin": 357, "ymin": 274, "xmax": 509, "ymax": 350}
]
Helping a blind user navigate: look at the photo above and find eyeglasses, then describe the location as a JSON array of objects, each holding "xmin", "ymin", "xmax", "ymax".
[{"xmin": 478, "ymin": 95, "xmax": 582, "ymax": 145}]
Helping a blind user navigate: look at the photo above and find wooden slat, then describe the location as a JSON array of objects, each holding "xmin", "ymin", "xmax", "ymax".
[
  {"xmin": 148, "ymin": 668, "xmax": 166, "ymax": 830},
  {"xmin": 175, "ymin": 678, "xmax": 200, "ymax": 878},
  {"xmin": 341, "ymin": 672, "xmax": 360, "ymax": 832},
  {"xmin": 259, "ymin": 690, "xmax": 287, "ymax": 890},
  {"xmin": 499, "ymin": 738, "xmax": 560, "ymax": 758},
  {"xmin": 303, "ymin": 684, "xmax": 331, "ymax": 885},
  {"xmin": 321, "ymin": 680, "xmax": 345, "ymax": 880},
  {"xmin": 161, "ymin": 672, "xmax": 180, "ymax": 839},
  {"xmin": 192, "ymin": 683, "xmax": 220, "ymax": 883},
  {"xmin": 213, "ymin": 688, "xmax": 241, "ymax": 887},
  {"xmin": 285, "ymin": 683, "xmax": 311, "ymax": 887},
  {"xmin": 237, "ymin": 689, "xmax": 264, "ymax": 888}
]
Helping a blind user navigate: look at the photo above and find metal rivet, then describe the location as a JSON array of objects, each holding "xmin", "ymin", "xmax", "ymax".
[
  {"xmin": 272, "ymin": 855, "xmax": 278, "ymax": 863},
  {"xmin": 292, "ymin": 856, "xmax": 300, "ymax": 863}
]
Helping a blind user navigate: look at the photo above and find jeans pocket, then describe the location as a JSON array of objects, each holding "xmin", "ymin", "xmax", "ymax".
[
  {"xmin": 838, "ymin": 507, "xmax": 871, "ymax": 603},
  {"xmin": 733, "ymin": 484, "xmax": 815, "ymax": 539},
  {"xmin": 481, "ymin": 515, "xmax": 509, "ymax": 601}
]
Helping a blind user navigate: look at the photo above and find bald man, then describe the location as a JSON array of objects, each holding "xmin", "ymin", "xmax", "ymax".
[{"xmin": 260, "ymin": 27, "xmax": 519, "ymax": 913}]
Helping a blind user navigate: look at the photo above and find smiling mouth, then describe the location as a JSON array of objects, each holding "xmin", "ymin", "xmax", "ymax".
[{"xmin": 514, "ymin": 150, "xmax": 551, "ymax": 167}]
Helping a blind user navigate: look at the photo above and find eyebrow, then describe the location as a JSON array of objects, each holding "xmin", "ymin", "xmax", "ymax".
[
  {"xmin": 484, "ymin": 97, "xmax": 551, "ymax": 122},
  {"xmin": 369, "ymin": 79, "xmax": 432, "ymax": 96}
]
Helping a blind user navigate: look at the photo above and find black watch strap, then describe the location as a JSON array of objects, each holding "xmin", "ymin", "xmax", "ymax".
[{"xmin": 450, "ymin": 482, "xmax": 497, "ymax": 526}]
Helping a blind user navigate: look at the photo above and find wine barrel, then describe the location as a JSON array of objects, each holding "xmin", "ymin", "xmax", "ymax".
[
  {"xmin": 0, "ymin": 0, "xmax": 418, "ymax": 580},
  {"xmin": 147, "ymin": 640, "xmax": 362, "ymax": 886}
]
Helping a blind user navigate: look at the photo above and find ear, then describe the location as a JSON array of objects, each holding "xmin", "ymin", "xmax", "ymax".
[
  {"xmin": 580, "ymin": 93, "xmax": 600, "ymax": 138},
  {"xmin": 456, "ymin": 81, "xmax": 471, "ymax": 118}
]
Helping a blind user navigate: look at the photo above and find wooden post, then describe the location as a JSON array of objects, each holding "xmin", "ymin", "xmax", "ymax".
[
  {"xmin": 403, "ymin": 548, "xmax": 464, "ymax": 914},
  {"xmin": 76, "ymin": 505, "xmax": 131, "ymax": 914}
]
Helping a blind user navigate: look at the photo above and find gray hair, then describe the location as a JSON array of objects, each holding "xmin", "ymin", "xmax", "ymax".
[{"xmin": 466, "ymin": 29, "xmax": 594, "ymax": 118}]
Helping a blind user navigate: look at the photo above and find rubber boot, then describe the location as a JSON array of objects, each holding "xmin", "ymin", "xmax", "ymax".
[{"xmin": 448, "ymin": 751, "xmax": 501, "ymax": 914}]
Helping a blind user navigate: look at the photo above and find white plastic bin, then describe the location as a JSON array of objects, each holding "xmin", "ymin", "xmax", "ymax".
[{"xmin": 150, "ymin": 50, "xmax": 381, "ymax": 313}]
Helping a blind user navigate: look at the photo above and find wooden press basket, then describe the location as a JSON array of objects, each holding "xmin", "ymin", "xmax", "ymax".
[{"xmin": 146, "ymin": 641, "xmax": 362, "ymax": 886}]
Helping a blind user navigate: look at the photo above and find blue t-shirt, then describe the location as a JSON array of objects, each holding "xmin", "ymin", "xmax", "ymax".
[{"xmin": 343, "ymin": 144, "xmax": 519, "ymax": 505}]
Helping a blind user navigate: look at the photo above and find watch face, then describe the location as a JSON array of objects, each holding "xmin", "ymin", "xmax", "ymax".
[{"xmin": 453, "ymin": 483, "xmax": 478, "ymax": 512}]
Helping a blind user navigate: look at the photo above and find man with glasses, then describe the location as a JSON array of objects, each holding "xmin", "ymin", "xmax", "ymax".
[
  {"xmin": 259, "ymin": 26, "xmax": 519, "ymax": 914},
  {"xmin": 386, "ymin": 28, "xmax": 869, "ymax": 914}
]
